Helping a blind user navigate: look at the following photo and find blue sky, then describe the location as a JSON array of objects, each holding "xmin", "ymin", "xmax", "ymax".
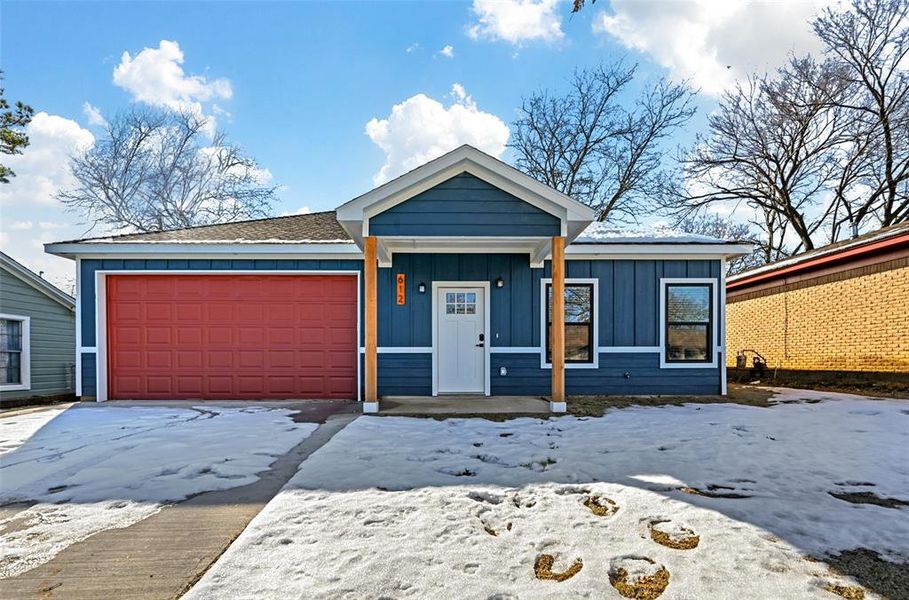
[{"xmin": 0, "ymin": 0, "xmax": 828, "ymax": 289}]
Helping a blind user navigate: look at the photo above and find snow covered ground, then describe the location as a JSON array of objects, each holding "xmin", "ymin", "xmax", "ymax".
[
  {"xmin": 0, "ymin": 404, "xmax": 318, "ymax": 578},
  {"xmin": 187, "ymin": 389, "xmax": 909, "ymax": 599}
]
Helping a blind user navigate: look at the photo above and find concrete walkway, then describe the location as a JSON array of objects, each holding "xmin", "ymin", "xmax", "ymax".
[{"xmin": 1, "ymin": 404, "xmax": 358, "ymax": 600}]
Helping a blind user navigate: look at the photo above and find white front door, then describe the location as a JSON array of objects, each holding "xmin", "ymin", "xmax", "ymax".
[{"xmin": 437, "ymin": 287, "xmax": 485, "ymax": 394}]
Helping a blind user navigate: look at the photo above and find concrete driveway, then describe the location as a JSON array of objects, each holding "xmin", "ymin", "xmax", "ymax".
[{"xmin": 0, "ymin": 400, "xmax": 358, "ymax": 600}]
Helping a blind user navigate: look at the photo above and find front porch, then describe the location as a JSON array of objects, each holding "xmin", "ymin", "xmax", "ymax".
[{"xmin": 374, "ymin": 395, "xmax": 551, "ymax": 415}]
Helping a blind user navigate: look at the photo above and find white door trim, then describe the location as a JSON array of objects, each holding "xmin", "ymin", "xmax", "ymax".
[
  {"xmin": 93, "ymin": 270, "xmax": 361, "ymax": 402},
  {"xmin": 431, "ymin": 281, "xmax": 491, "ymax": 397}
]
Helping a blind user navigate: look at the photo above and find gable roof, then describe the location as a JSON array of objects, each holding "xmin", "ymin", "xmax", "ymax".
[
  {"xmin": 50, "ymin": 211, "xmax": 351, "ymax": 244},
  {"xmin": 0, "ymin": 251, "xmax": 75, "ymax": 310},
  {"xmin": 728, "ymin": 221, "xmax": 909, "ymax": 290},
  {"xmin": 335, "ymin": 144, "xmax": 595, "ymax": 245}
]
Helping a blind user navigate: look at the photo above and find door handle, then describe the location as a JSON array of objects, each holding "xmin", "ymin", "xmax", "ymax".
[{"xmin": 476, "ymin": 333, "xmax": 485, "ymax": 347}]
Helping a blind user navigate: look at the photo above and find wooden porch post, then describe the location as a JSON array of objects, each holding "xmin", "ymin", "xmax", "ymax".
[
  {"xmin": 551, "ymin": 236, "xmax": 566, "ymax": 411},
  {"xmin": 364, "ymin": 236, "xmax": 379, "ymax": 411}
]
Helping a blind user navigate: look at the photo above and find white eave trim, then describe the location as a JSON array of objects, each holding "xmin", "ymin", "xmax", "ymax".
[
  {"xmin": 565, "ymin": 243, "xmax": 753, "ymax": 258},
  {"xmin": 44, "ymin": 242, "xmax": 364, "ymax": 259}
]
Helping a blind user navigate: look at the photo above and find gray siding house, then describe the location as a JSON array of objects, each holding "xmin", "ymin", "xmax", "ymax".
[
  {"xmin": 0, "ymin": 252, "xmax": 76, "ymax": 404},
  {"xmin": 46, "ymin": 146, "xmax": 750, "ymax": 413}
]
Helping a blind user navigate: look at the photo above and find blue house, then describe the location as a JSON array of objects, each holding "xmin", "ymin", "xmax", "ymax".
[{"xmin": 46, "ymin": 146, "xmax": 750, "ymax": 412}]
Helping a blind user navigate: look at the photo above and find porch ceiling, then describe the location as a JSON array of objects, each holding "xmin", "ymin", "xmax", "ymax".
[{"xmin": 376, "ymin": 236, "xmax": 553, "ymax": 267}]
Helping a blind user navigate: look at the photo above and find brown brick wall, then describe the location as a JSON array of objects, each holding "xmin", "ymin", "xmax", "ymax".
[{"xmin": 726, "ymin": 262, "xmax": 909, "ymax": 373}]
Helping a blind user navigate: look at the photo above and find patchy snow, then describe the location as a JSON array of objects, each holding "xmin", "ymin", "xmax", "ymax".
[
  {"xmin": 187, "ymin": 391, "xmax": 909, "ymax": 599},
  {"xmin": 0, "ymin": 404, "xmax": 318, "ymax": 578},
  {"xmin": 574, "ymin": 221, "xmax": 732, "ymax": 245},
  {"xmin": 0, "ymin": 407, "xmax": 67, "ymax": 456}
]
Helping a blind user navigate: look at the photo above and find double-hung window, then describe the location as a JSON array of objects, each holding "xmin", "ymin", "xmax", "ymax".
[
  {"xmin": 661, "ymin": 281, "xmax": 714, "ymax": 366},
  {"xmin": 0, "ymin": 315, "xmax": 30, "ymax": 390},
  {"xmin": 544, "ymin": 281, "xmax": 595, "ymax": 365}
]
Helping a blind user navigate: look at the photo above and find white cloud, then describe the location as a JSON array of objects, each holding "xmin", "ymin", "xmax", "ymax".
[
  {"xmin": 365, "ymin": 84, "xmax": 510, "ymax": 185},
  {"xmin": 81, "ymin": 102, "xmax": 107, "ymax": 127},
  {"xmin": 281, "ymin": 206, "xmax": 311, "ymax": 216},
  {"xmin": 467, "ymin": 0, "xmax": 564, "ymax": 45},
  {"xmin": 113, "ymin": 40, "xmax": 232, "ymax": 128},
  {"xmin": 406, "ymin": 43, "xmax": 420, "ymax": 54},
  {"xmin": 38, "ymin": 221, "xmax": 70, "ymax": 230},
  {"xmin": 593, "ymin": 0, "xmax": 831, "ymax": 96},
  {"xmin": 2, "ymin": 112, "xmax": 94, "ymax": 207},
  {"xmin": 439, "ymin": 45, "xmax": 455, "ymax": 58},
  {"xmin": 0, "ymin": 113, "xmax": 96, "ymax": 291}
]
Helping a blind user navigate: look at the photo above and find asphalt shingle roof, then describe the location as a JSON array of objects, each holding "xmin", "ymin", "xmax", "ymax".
[{"xmin": 59, "ymin": 211, "xmax": 352, "ymax": 244}]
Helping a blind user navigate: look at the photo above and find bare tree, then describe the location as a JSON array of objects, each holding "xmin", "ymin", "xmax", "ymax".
[
  {"xmin": 59, "ymin": 108, "xmax": 276, "ymax": 233},
  {"xmin": 813, "ymin": 0, "xmax": 909, "ymax": 229},
  {"xmin": 510, "ymin": 62, "xmax": 696, "ymax": 222},
  {"xmin": 663, "ymin": 62, "xmax": 849, "ymax": 256},
  {"xmin": 672, "ymin": 213, "xmax": 765, "ymax": 274}
]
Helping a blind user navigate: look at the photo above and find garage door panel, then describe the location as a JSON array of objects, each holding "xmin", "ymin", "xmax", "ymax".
[
  {"xmin": 107, "ymin": 274, "xmax": 357, "ymax": 400},
  {"xmin": 146, "ymin": 327, "xmax": 172, "ymax": 345}
]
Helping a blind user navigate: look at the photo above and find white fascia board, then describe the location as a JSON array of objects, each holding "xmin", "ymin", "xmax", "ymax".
[
  {"xmin": 564, "ymin": 243, "xmax": 754, "ymax": 259},
  {"xmin": 44, "ymin": 242, "xmax": 363, "ymax": 259}
]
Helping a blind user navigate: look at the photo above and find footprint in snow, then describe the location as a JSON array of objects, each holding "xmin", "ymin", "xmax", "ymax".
[
  {"xmin": 647, "ymin": 519, "xmax": 699, "ymax": 550},
  {"xmin": 554, "ymin": 485, "xmax": 590, "ymax": 496},
  {"xmin": 584, "ymin": 495, "xmax": 619, "ymax": 517},
  {"xmin": 467, "ymin": 490, "xmax": 504, "ymax": 505},
  {"xmin": 534, "ymin": 554, "xmax": 583, "ymax": 582},
  {"xmin": 609, "ymin": 556, "xmax": 670, "ymax": 599}
]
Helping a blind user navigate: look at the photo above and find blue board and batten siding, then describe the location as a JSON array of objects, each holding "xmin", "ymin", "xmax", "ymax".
[
  {"xmin": 368, "ymin": 173, "xmax": 561, "ymax": 237},
  {"xmin": 76, "ymin": 255, "xmax": 723, "ymax": 398},
  {"xmin": 375, "ymin": 253, "xmax": 723, "ymax": 396}
]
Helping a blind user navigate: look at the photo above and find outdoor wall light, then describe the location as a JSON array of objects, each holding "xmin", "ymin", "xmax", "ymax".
[
  {"xmin": 418, "ymin": 282, "xmax": 426, "ymax": 293},
  {"xmin": 495, "ymin": 277, "xmax": 505, "ymax": 288}
]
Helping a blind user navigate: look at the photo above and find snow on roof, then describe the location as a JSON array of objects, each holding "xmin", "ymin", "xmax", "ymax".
[{"xmin": 573, "ymin": 222, "xmax": 732, "ymax": 245}]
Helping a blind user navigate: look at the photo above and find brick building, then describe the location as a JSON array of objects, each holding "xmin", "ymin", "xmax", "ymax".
[{"xmin": 726, "ymin": 222, "xmax": 909, "ymax": 379}]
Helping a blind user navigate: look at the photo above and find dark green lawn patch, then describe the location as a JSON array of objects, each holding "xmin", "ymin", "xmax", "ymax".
[
  {"xmin": 828, "ymin": 491, "xmax": 909, "ymax": 509},
  {"xmin": 826, "ymin": 548, "xmax": 909, "ymax": 600}
]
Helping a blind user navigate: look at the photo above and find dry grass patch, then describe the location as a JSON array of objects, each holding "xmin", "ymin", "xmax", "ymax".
[
  {"xmin": 678, "ymin": 486, "xmax": 751, "ymax": 499},
  {"xmin": 823, "ymin": 583, "xmax": 865, "ymax": 599},
  {"xmin": 583, "ymin": 495, "xmax": 619, "ymax": 517},
  {"xmin": 567, "ymin": 385, "xmax": 774, "ymax": 417},
  {"xmin": 533, "ymin": 554, "xmax": 583, "ymax": 582},
  {"xmin": 648, "ymin": 520, "xmax": 699, "ymax": 550}
]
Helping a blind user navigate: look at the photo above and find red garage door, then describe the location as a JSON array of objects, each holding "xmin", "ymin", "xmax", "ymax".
[{"xmin": 106, "ymin": 274, "xmax": 358, "ymax": 400}]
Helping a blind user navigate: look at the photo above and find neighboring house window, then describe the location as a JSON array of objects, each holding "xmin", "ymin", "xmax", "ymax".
[
  {"xmin": 661, "ymin": 281, "xmax": 715, "ymax": 366},
  {"xmin": 544, "ymin": 281, "xmax": 596, "ymax": 365},
  {"xmin": 0, "ymin": 315, "xmax": 30, "ymax": 390}
]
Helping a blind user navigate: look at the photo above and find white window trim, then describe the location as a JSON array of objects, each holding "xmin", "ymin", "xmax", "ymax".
[
  {"xmin": 539, "ymin": 278, "xmax": 599, "ymax": 369},
  {"xmin": 659, "ymin": 278, "xmax": 719, "ymax": 369},
  {"xmin": 0, "ymin": 313, "xmax": 31, "ymax": 391},
  {"xmin": 431, "ymin": 281, "xmax": 491, "ymax": 397}
]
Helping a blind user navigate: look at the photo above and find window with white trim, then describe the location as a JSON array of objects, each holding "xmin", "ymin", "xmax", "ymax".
[
  {"xmin": 545, "ymin": 282, "xmax": 595, "ymax": 364},
  {"xmin": 663, "ymin": 283, "xmax": 713, "ymax": 363},
  {"xmin": 0, "ymin": 315, "xmax": 29, "ymax": 389}
]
